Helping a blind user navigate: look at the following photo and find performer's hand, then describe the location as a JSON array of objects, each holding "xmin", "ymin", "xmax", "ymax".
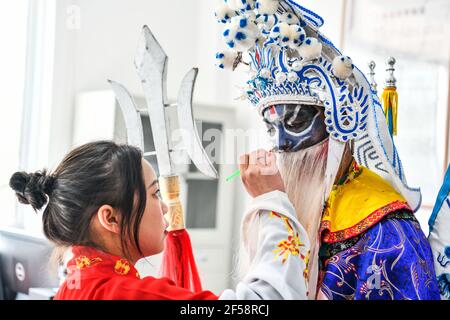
[{"xmin": 239, "ymin": 149, "xmax": 285, "ymax": 198}]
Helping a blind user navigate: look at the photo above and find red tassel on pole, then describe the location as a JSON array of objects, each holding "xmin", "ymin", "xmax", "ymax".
[
  {"xmin": 159, "ymin": 176, "xmax": 203, "ymax": 292},
  {"xmin": 160, "ymin": 229, "xmax": 202, "ymax": 292}
]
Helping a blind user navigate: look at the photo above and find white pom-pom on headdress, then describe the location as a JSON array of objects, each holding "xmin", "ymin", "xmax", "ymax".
[
  {"xmin": 223, "ymin": 16, "xmax": 260, "ymax": 51},
  {"xmin": 270, "ymin": 22, "xmax": 305, "ymax": 49},
  {"xmin": 332, "ymin": 55, "xmax": 354, "ymax": 80},
  {"xmin": 225, "ymin": 0, "xmax": 255, "ymax": 11},
  {"xmin": 255, "ymin": 13, "xmax": 277, "ymax": 34},
  {"xmin": 288, "ymin": 24, "xmax": 306, "ymax": 49},
  {"xmin": 280, "ymin": 12, "xmax": 300, "ymax": 25},
  {"xmin": 216, "ymin": 50, "xmax": 240, "ymax": 70},
  {"xmin": 298, "ymin": 37, "xmax": 322, "ymax": 61},
  {"xmin": 269, "ymin": 22, "xmax": 291, "ymax": 48},
  {"xmin": 215, "ymin": 3, "xmax": 236, "ymax": 24},
  {"xmin": 255, "ymin": 0, "xmax": 279, "ymax": 15}
]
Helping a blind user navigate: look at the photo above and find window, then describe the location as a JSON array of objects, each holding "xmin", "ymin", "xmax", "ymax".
[
  {"xmin": 0, "ymin": 0, "xmax": 56, "ymax": 232},
  {"xmin": 184, "ymin": 121, "xmax": 222, "ymax": 229},
  {"xmin": 0, "ymin": 1, "xmax": 31, "ymax": 227}
]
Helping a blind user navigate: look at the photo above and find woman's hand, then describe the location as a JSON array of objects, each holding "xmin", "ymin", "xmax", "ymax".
[{"xmin": 239, "ymin": 149, "xmax": 285, "ymax": 198}]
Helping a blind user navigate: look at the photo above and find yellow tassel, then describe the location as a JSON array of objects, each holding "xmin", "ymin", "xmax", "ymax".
[{"xmin": 381, "ymin": 87, "xmax": 398, "ymax": 136}]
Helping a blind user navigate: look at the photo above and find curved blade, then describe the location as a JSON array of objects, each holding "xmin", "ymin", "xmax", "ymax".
[
  {"xmin": 134, "ymin": 25, "xmax": 172, "ymax": 176},
  {"xmin": 108, "ymin": 80, "xmax": 144, "ymax": 150},
  {"xmin": 177, "ymin": 68, "xmax": 218, "ymax": 179},
  {"xmin": 134, "ymin": 25, "xmax": 168, "ymax": 83}
]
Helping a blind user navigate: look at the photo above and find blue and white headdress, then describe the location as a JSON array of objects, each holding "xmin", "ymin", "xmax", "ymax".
[{"xmin": 214, "ymin": 0, "xmax": 421, "ymax": 211}]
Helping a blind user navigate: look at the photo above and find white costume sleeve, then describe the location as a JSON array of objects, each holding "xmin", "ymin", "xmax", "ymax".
[{"xmin": 219, "ymin": 190, "xmax": 310, "ymax": 300}]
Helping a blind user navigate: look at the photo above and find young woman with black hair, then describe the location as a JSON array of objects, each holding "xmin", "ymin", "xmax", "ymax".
[{"xmin": 9, "ymin": 141, "xmax": 310, "ymax": 299}]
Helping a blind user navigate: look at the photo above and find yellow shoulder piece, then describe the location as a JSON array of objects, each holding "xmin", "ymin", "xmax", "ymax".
[{"xmin": 321, "ymin": 162, "xmax": 411, "ymax": 243}]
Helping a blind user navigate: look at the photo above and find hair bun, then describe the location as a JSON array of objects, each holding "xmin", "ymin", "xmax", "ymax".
[{"xmin": 9, "ymin": 170, "xmax": 56, "ymax": 211}]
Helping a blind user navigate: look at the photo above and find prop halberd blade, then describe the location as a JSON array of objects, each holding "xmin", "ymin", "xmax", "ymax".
[
  {"xmin": 135, "ymin": 25, "xmax": 173, "ymax": 176},
  {"xmin": 177, "ymin": 68, "xmax": 218, "ymax": 179},
  {"xmin": 108, "ymin": 80, "xmax": 144, "ymax": 150}
]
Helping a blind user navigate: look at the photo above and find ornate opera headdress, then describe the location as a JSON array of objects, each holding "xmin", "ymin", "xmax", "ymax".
[{"xmin": 214, "ymin": 0, "xmax": 421, "ymax": 211}]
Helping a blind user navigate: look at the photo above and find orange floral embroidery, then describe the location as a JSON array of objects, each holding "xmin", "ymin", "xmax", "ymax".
[
  {"xmin": 270, "ymin": 211, "xmax": 306, "ymax": 264},
  {"xmin": 114, "ymin": 259, "xmax": 131, "ymax": 275},
  {"xmin": 303, "ymin": 250, "xmax": 310, "ymax": 280},
  {"xmin": 75, "ymin": 256, "xmax": 102, "ymax": 269}
]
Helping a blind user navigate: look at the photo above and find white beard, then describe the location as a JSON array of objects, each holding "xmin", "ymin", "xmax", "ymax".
[
  {"xmin": 277, "ymin": 139, "xmax": 328, "ymax": 299},
  {"xmin": 231, "ymin": 139, "xmax": 329, "ymax": 299}
]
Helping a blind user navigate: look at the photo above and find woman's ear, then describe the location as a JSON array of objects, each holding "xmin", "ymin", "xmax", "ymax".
[{"xmin": 96, "ymin": 205, "xmax": 121, "ymax": 234}]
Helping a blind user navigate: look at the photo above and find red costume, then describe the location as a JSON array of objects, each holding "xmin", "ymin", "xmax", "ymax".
[{"xmin": 54, "ymin": 246, "xmax": 218, "ymax": 300}]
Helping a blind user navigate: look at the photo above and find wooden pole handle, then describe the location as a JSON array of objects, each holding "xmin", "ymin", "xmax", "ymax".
[{"xmin": 159, "ymin": 175, "xmax": 185, "ymax": 231}]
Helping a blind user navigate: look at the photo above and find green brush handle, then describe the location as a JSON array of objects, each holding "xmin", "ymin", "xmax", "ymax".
[{"xmin": 226, "ymin": 169, "xmax": 241, "ymax": 182}]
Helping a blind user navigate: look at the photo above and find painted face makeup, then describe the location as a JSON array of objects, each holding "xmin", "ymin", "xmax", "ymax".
[{"xmin": 262, "ymin": 103, "xmax": 328, "ymax": 152}]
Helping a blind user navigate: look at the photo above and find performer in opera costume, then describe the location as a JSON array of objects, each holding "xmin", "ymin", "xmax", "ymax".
[{"xmin": 214, "ymin": 0, "xmax": 441, "ymax": 299}]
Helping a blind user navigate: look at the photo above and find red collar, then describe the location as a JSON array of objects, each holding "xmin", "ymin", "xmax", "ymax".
[{"xmin": 68, "ymin": 245, "xmax": 141, "ymax": 279}]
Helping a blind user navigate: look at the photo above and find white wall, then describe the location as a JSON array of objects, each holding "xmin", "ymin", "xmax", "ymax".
[{"xmin": 49, "ymin": 0, "xmax": 241, "ymax": 166}]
